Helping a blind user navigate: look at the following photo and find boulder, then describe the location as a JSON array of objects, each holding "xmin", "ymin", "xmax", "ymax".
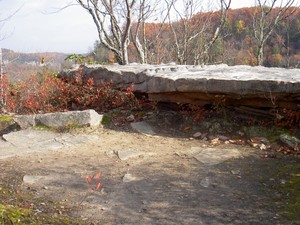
[
  {"xmin": 59, "ymin": 64, "xmax": 300, "ymax": 109},
  {"xmin": 14, "ymin": 110, "xmax": 102, "ymax": 129},
  {"xmin": 13, "ymin": 114, "xmax": 36, "ymax": 129}
]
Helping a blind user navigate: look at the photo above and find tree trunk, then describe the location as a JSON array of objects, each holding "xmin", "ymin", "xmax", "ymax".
[{"xmin": 257, "ymin": 44, "xmax": 264, "ymax": 66}]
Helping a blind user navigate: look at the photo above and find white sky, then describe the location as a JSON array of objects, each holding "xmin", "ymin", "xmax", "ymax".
[{"xmin": 0, "ymin": 0, "xmax": 267, "ymax": 54}]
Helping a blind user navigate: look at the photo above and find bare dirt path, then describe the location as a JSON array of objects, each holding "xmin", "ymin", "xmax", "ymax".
[{"xmin": 1, "ymin": 124, "xmax": 299, "ymax": 224}]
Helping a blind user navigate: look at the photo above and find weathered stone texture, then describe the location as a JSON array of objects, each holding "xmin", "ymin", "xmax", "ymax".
[
  {"xmin": 14, "ymin": 109, "xmax": 102, "ymax": 129},
  {"xmin": 60, "ymin": 64, "xmax": 300, "ymax": 109}
]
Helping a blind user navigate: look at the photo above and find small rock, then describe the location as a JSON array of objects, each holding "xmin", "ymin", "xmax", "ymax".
[
  {"xmin": 280, "ymin": 134, "xmax": 300, "ymax": 150},
  {"xmin": 126, "ymin": 115, "xmax": 135, "ymax": 122},
  {"xmin": 259, "ymin": 144, "xmax": 267, "ymax": 150},
  {"xmin": 210, "ymin": 138, "xmax": 220, "ymax": 145},
  {"xmin": 261, "ymin": 154, "xmax": 276, "ymax": 158},
  {"xmin": 237, "ymin": 131, "xmax": 245, "ymax": 136},
  {"xmin": 248, "ymin": 142, "xmax": 259, "ymax": 148},
  {"xmin": 193, "ymin": 132, "xmax": 202, "ymax": 138},
  {"xmin": 34, "ymin": 209, "xmax": 42, "ymax": 213},
  {"xmin": 218, "ymin": 135, "xmax": 229, "ymax": 141},
  {"xmin": 123, "ymin": 173, "xmax": 137, "ymax": 182},
  {"xmin": 194, "ymin": 148, "xmax": 241, "ymax": 166},
  {"xmin": 250, "ymin": 136, "xmax": 270, "ymax": 145},
  {"xmin": 81, "ymin": 217, "xmax": 89, "ymax": 221},
  {"xmin": 116, "ymin": 149, "xmax": 144, "ymax": 160},
  {"xmin": 229, "ymin": 139, "xmax": 245, "ymax": 145},
  {"xmin": 231, "ymin": 170, "xmax": 240, "ymax": 175},
  {"xmin": 280, "ymin": 179, "xmax": 287, "ymax": 185},
  {"xmin": 131, "ymin": 121, "xmax": 156, "ymax": 135},
  {"xmin": 200, "ymin": 177, "xmax": 210, "ymax": 188},
  {"xmin": 23, "ymin": 175, "xmax": 44, "ymax": 185},
  {"xmin": 201, "ymin": 133, "xmax": 208, "ymax": 139}
]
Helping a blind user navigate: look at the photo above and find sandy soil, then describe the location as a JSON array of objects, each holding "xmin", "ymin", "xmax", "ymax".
[{"xmin": 0, "ymin": 111, "xmax": 299, "ymax": 225}]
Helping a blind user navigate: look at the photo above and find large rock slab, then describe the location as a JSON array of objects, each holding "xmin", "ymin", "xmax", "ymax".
[
  {"xmin": 0, "ymin": 129, "xmax": 99, "ymax": 159},
  {"xmin": 190, "ymin": 147, "xmax": 241, "ymax": 166},
  {"xmin": 130, "ymin": 121, "xmax": 156, "ymax": 136},
  {"xmin": 14, "ymin": 109, "xmax": 102, "ymax": 129},
  {"xmin": 60, "ymin": 64, "xmax": 300, "ymax": 109}
]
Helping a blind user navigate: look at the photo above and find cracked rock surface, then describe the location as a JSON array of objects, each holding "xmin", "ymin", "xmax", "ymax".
[
  {"xmin": 0, "ymin": 129, "xmax": 99, "ymax": 159},
  {"xmin": 60, "ymin": 64, "xmax": 300, "ymax": 109}
]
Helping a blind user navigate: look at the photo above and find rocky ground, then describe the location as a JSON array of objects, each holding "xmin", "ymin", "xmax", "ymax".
[{"xmin": 0, "ymin": 108, "xmax": 299, "ymax": 224}]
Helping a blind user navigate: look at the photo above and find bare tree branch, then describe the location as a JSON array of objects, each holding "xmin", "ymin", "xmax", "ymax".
[
  {"xmin": 0, "ymin": 2, "xmax": 22, "ymax": 41},
  {"xmin": 252, "ymin": 0, "xmax": 297, "ymax": 66},
  {"xmin": 130, "ymin": 0, "xmax": 173, "ymax": 64},
  {"xmin": 76, "ymin": 0, "xmax": 137, "ymax": 64},
  {"xmin": 168, "ymin": 0, "xmax": 231, "ymax": 65}
]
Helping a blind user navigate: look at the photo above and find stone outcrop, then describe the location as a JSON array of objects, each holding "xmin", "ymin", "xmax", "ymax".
[
  {"xmin": 14, "ymin": 109, "xmax": 103, "ymax": 129},
  {"xmin": 60, "ymin": 64, "xmax": 300, "ymax": 109},
  {"xmin": 1, "ymin": 129, "xmax": 99, "ymax": 159}
]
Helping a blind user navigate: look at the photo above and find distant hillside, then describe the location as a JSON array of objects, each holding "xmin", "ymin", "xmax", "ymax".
[
  {"xmin": 122, "ymin": 6, "xmax": 300, "ymax": 67},
  {"xmin": 1, "ymin": 48, "xmax": 67, "ymax": 81}
]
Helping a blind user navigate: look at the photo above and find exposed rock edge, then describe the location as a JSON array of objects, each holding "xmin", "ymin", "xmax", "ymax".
[
  {"xmin": 13, "ymin": 109, "xmax": 103, "ymax": 129},
  {"xmin": 60, "ymin": 64, "xmax": 300, "ymax": 109}
]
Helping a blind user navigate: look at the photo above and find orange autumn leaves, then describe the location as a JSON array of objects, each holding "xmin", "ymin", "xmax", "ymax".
[{"xmin": 86, "ymin": 172, "xmax": 102, "ymax": 191}]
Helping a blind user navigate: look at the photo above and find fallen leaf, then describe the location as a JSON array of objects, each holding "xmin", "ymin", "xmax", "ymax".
[
  {"xmin": 86, "ymin": 176, "xmax": 92, "ymax": 184},
  {"xmin": 96, "ymin": 182, "xmax": 102, "ymax": 190},
  {"xmin": 93, "ymin": 173, "xmax": 101, "ymax": 180}
]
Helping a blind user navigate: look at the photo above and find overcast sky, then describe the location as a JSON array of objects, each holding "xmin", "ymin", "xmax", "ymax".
[{"xmin": 0, "ymin": 0, "xmax": 258, "ymax": 54}]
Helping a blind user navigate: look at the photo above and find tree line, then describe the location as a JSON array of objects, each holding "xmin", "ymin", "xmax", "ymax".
[{"xmin": 78, "ymin": 0, "xmax": 299, "ymax": 67}]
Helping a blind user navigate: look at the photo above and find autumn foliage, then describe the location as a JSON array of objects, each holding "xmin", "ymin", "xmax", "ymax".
[
  {"xmin": 86, "ymin": 172, "xmax": 102, "ymax": 191},
  {"xmin": 0, "ymin": 69, "xmax": 138, "ymax": 115},
  {"xmin": 119, "ymin": 7, "xmax": 300, "ymax": 67}
]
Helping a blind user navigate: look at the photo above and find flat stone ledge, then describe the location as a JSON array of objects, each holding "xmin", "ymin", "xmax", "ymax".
[
  {"xmin": 14, "ymin": 109, "xmax": 103, "ymax": 129},
  {"xmin": 60, "ymin": 64, "xmax": 300, "ymax": 109}
]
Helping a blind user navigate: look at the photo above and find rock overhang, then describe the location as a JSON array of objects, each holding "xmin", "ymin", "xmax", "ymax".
[{"xmin": 60, "ymin": 64, "xmax": 300, "ymax": 109}]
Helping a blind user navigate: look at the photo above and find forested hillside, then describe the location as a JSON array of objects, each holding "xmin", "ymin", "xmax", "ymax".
[
  {"xmin": 90, "ymin": 6, "xmax": 300, "ymax": 67},
  {"xmin": 2, "ymin": 5, "xmax": 300, "ymax": 82},
  {"xmin": 1, "ymin": 49, "xmax": 67, "ymax": 81},
  {"xmin": 222, "ymin": 7, "xmax": 300, "ymax": 67}
]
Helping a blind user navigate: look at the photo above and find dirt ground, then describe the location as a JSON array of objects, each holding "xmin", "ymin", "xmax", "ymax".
[{"xmin": 0, "ymin": 110, "xmax": 299, "ymax": 225}]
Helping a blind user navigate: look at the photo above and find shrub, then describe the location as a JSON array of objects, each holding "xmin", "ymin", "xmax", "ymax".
[{"xmin": 0, "ymin": 70, "xmax": 139, "ymax": 115}]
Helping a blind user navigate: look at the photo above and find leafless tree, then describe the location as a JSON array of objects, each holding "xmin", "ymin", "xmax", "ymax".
[
  {"xmin": 252, "ymin": 0, "xmax": 297, "ymax": 66},
  {"xmin": 0, "ymin": 1, "xmax": 21, "ymax": 41},
  {"xmin": 130, "ymin": 0, "xmax": 172, "ymax": 64},
  {"xmin": 76, "ymin": 0, "xmax": 136, "ymax": 65},
  {"xmin": 168, "ymin": 0, "xmax": 231, "ymax": 65},
  {"xmin": 196, "ymin": 0, "xmax": 231, "ymax": 64},
  {"xmin": 167, "ymin": 0, "xmax": 204, "ymax": 64},
  {"xmin": 77, "ymin": 0, "xmax": 172, "ymax": 64}
]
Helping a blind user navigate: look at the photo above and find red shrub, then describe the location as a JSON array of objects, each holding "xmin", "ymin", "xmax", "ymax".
[{"xmin": 1, "ymin": 71, "xmax": 138, "ymax": 115}]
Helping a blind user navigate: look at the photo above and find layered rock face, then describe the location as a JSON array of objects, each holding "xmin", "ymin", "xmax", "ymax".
[{"xmin": 60, "ymin": 64, "xmax": 300, "ymax": 109}]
